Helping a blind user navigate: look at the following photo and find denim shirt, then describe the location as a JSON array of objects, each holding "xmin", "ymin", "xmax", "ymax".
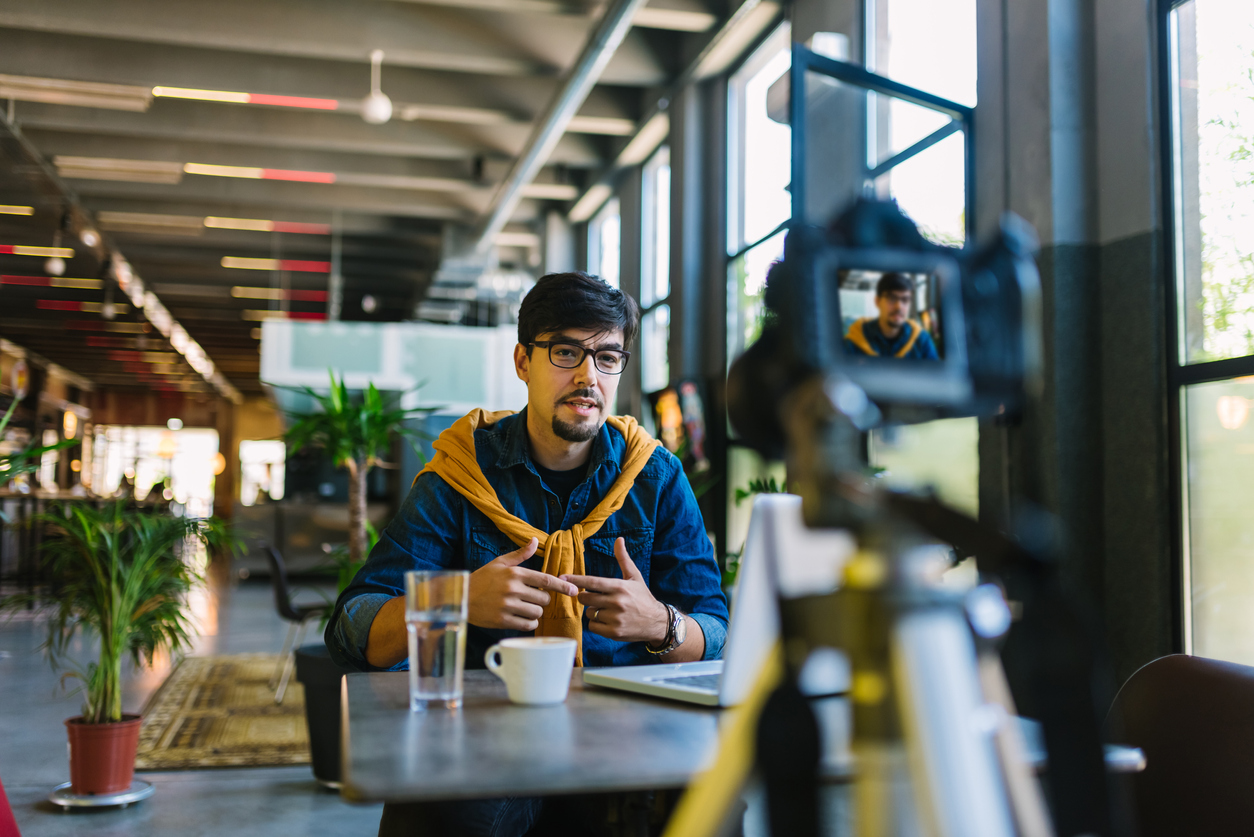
[{"xmin": 325, "ymin": 410, "xmax": 729, "ymax": 671}]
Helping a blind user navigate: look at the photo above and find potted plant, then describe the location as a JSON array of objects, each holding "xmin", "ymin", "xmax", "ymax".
[
  {"xmin": 0, "ymin": 502, "xmax": 231, "ymax": 795},
  {"xmin": 283, "ymin": 371, "xmax": 432, "ymax": 787}
]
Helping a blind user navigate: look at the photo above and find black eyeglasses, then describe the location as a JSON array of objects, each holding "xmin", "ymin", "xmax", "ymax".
[{"xmin": 530, "ymin": 341, "xmax": 631, "ymax": 375}]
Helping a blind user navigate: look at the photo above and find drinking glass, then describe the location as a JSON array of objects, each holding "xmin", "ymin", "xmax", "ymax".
[{"xmin": 405, "ymin": 570, "xmax": 469, "ymax": 710}]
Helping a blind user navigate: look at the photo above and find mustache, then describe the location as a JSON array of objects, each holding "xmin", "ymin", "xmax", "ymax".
[{"xmin": 558, "ymin": 388, "xmax": 604, "ymax": 408}]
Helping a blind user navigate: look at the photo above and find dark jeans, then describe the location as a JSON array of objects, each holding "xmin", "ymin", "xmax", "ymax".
[{"xmin": 377, "ymin": 794, "xmax": 613, "ymax": 837}]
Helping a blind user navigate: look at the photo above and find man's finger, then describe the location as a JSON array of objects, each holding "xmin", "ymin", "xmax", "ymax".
[
  {"xmin": 576, "ymin": 591, "xmax": 614, "ymax": 608},
  {"xmin": 613, "ymin": 537, "xmax": 644, "ymax": 581},
  {"xmin": 560, "ymin": 574, "xmax": 619, "ymax": 593},
  {"xmin": 514, "ymin": 585, "xmax": 553, "ymax": 607},
  {"xmin": 494, "ymin": 537, "xmax": 539, "ymax": 567},
  {"xmin": 514, "ymin": 567, "xmax": 579, "ymax": 597},
  {"xmin": 500, "ymin": 615, "xmax": 540, "ymax": 632}
]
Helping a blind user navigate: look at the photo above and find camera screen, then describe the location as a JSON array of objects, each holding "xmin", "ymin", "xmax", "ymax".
[{"xmin": 837, "ymin": 270, "xmax": 944, "ymax": 361}]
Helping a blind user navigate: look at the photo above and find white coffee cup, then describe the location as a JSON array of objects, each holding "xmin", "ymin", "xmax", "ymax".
[{"xmin": 484, "ymin": 637, "xmax": 577, "ymax": 705}]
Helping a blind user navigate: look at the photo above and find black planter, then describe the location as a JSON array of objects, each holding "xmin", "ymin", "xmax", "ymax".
[{"xmin": 294, "ymin": 642, "xmax": 355, "ymax": 789}]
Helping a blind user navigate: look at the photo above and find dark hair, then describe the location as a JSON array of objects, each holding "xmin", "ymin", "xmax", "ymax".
[
  {"xmin": 875, "ymin": 272, "xmax": 913, "ymax": 297},
  {"xmin": 517, "ymin": 271, "xmax": 640, "ymax": 351}
]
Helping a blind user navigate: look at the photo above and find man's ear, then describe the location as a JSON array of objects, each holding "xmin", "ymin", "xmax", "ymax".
[{"xmin": 513, "ymin": 343, "xmax": 530, "ymax": 384}]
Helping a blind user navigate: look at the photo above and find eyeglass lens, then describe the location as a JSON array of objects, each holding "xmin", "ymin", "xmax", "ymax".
[{"xmin": 548, "ymin": 343, "xmax": 626, "ymax": 374}]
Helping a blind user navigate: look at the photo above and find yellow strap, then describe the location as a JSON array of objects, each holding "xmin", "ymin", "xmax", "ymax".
[
  {"xmin": 894, "ymin": 319, "xmax": 924, "ymax": 358},
  {"xmin": 845, "ymin": 318, "xmax": 878, "ymax": 356},
  {"xmin": 661, "ymin": 644, "xmax": 784, "ymax": 837}
]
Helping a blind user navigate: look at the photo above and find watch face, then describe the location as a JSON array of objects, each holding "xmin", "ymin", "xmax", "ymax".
[{"xmin": 674, "ymin": 611, "xmax": 687, "ymax": 645}]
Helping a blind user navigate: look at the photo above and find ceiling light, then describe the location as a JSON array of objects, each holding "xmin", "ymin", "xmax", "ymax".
[
  {"xmin": 184, "ymin": 163, "xmax": 336, "ymax": 183},
  {"xmin": 221, "ymin": 257, "xmax": 331, "ymax": 273},
  {"xmin": 44, "ymin": 257, "xmax": 66, "ymax": 276},
  {"xmin": 0, "ymin": 74, "xmax": 152, "ymax": 111},
  {"xmin": 53, "ymin": 156, "xmax": 183, "ymax": 184},
  {"xmin": 205, "ymin": 215, "xmax": 334, "ymax": 234},
  {"xmin": 79, "ymin": 228, "xmax": 100, "ymax": 248},
  {"xmin": 0, "ymin": 205, "xmax": 34, "ymax": 216},
  {"xmin": 152, "ymin": 86, "xmax": 338, "ymax": 111},
  {"xmin": 98, "ymin": 211, "xmax": 204, "ymax": 234},
  {"xmin": 568, "ymin": 184, "xmax": 614, "ymax": 223},
  {"xmin": 241, "ymin": 309, "xmax": 328, "ymax": 321},
  {"xmin": 230, "ymin": 286, "xmax": 328, "ymax": 301},
  {"xmin": 361, "ymin": 294, "xmax": 378, "ymax": 313},
  {"xmin": 520, "ymin": 183, "xmax": 579, "ymax": 200},
  {"xmin": 0, "ymin": 275, "xmax": 101, "ymax": 289},
  {"xmin": 496, "ymin": 232, "xmax": 542, "ymax": 247},
  {"xmin": 361, "ymin": 50, "xmax": 393, "ymax": 125},
  {"xmin": 0, "ymin": 244, "xmax": 75, "ymax": 258}
]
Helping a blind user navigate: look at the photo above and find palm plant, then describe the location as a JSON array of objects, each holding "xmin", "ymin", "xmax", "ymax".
[
  {"xmin": 0, "ymin": 398, "xmax": 77, "ymax": 488},
  {"xmin": 284, "ymin": 372, "xmax": 433, "ymax": 569},
  {"xmin": 1, "ymin": 502, "xmax": 232, "ymax": 724}
]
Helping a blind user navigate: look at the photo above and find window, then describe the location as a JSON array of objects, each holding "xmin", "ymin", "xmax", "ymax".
[
  {"xmin": 587, "ymin": 198, "xmax": 621, "ymax": 289},
  {"xmin": 865, "ymin": 0, "xmax": 976, "ymax": 245},
  {"xmin": 727, "ymin": 24, "xmax": 792, "ymax": 364},
  {"xmin": 726, "ymin": 25, "xmax": 794, "ymax": 561},
  {"xmin": 640, "ymin": 148, "xmax": 672, "ymax": 396},
  {"xmin": 1167, "ymin": 0, "xmax": 1254, "ymax": 663}
]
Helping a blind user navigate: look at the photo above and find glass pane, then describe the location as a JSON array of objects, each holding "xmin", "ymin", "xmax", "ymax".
[
  {"xmin": 869, "ymin": 418, "xmax": 979, "ymax": 517},
  {"xmin": 727, "ymin": 231, "xmax": 786, "ymax": 364},
  {"xmin": 589, "ymin": 198, "xmax": 621, "ymax": 289},
  {"xmin": 640, "ymin": 304, "xmax": 670, "ymax": 394},
  {"xmin": 642, "ymin": 148, "xmax": 671, "ymax": 309},
  {"xmin": 740, "ymin": 45, "xmax": 793, "ymax": 247},
  {"xmin": 869, "ymin": 95, "xmax": 954, "ymax": 169},
  {"xmin": 872, "ymin": 130, "xmax": 967, "ymax": 247},
  {"xmin": 1172, "ymin": 0, "xmax": 1254, "ymax": 363},
  {"xmin": 868, "ymin": 0, "xmax": 978, "ymax": 106},
  {"xmin": 1185, "ymin": 377, "xmax": 1254, "ymax": 663}
]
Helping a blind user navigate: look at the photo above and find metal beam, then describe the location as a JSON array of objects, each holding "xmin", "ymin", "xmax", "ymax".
[{"xmin": 472, "ymin": 0, "xmax": 650, "ymax": 253}]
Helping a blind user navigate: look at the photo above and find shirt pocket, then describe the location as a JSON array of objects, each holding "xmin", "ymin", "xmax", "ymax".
[
  {"xmin": 467, "ymin": 527, "xmax": 538, "ymax": 573},
  {"xmin": 581, "ymin": 527, "xmax": 655, "ymax": 586}
]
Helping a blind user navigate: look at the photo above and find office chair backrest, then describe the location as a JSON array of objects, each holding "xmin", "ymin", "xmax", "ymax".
[
  {"xmin": 264, "ymin": 544, "xmax": 303, "ymax": 622},
  {"xmin": 1109, "ymin": 653, "xmax": 1254, "ymax": 837}
]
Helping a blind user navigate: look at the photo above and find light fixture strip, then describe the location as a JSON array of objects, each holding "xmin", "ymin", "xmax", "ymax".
[
  {"xmin": 184, "ymin": 163, "xmax": 336, "ymax": 184},
  {"xmin": 152, "ymin": 86, "xmax": 339, "ymax": 111},
  {"xmin": 0, "ymin": 205, "xmax": 34, "ymax": 216},
  {"xmin": 0, "ymin": 245, "xmax": 76, "ymax": 258},
  {"xmin": 221, "ymin": 257, "xmax": 332, "ymax": 273}
]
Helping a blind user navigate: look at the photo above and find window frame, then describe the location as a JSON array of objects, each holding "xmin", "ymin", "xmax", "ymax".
[
  {"xmin": 639, "ymin": 145, "xmax": 672, "ymax": 398},
  {"xmin": 1158, "ymin": 0, "xmax": 1254, "ymax": 655}
]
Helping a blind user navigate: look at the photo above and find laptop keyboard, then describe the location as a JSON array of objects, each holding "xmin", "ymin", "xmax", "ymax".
[{"xmin": 651, "ymin": 673, "xmax": 722, "ymax": 692}]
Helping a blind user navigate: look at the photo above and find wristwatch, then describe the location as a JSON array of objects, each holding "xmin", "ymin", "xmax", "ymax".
[{"xmin": 646, "ymin": 603, "xmax": 687, "ymax": 656}]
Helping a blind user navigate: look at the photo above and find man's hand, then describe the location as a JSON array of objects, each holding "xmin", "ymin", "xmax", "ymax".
[
  {"xmin": 469, "ymin": 537, "xmax": 580, "ymax": 631},
  {"xmin": 561, "ymin": 537, "xmax": 669, "ymax": 644}
]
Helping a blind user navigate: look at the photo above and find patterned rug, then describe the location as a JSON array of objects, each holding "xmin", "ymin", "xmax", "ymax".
[{"xmin": 135, "ymin": 654, "xmax": 310, "ymax": 770}]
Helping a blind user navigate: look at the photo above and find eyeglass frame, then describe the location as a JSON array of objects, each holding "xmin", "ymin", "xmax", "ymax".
[{"xmin": 529, "ymin": 340, "xmax": 632, "ymax": 375}]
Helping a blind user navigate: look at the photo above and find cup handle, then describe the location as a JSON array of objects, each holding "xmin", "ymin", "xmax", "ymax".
[{"xmin": 485, "ymin": 644, "xmax": 505, "ymax": 678}]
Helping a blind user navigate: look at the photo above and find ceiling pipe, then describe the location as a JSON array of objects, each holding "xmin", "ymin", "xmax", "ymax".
[{"xmin": 469, "ymin": 0, "xmax": 649, "ymax": 255}]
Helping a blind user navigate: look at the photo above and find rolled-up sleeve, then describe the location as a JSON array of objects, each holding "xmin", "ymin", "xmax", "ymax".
[{"xmin": 324, "ymin": 473, "xmax": 463, "ymax": 670}]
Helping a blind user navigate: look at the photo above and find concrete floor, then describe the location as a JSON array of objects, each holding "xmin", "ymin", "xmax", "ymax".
[{"xmin": 0, "ymin": 568, "xmax": 384, "ymax": 837}]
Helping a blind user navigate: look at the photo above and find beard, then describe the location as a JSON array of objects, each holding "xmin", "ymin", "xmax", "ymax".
[
  {"xmin": 551, "ymin": 389, "xmax": 603, "ymax": 443},
  {"xmin": 552, "ymin": 415, "xmax": 600, "ymax": 443}
]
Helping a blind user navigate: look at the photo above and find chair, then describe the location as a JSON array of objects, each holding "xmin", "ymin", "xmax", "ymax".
[
  {"xmin": 265, "ymin": 544, "xmax": 330, "ymax": 704},
  {"xmin": 1108, "ymin": 653, "xmax": 1254, "ymax": 837}
]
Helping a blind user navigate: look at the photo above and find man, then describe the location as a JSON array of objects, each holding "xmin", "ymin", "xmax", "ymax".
[
  {"xmin": 843, "ymin": 272, "xmax": 940, "ymax": 359},
  {"xmin": 326, "ymin": 271, "xmax": 728, "ymax": 836}
]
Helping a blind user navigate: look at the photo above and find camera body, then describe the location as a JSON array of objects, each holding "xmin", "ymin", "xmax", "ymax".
[{"xmin": 728, "ymin": 200, "xmax": 1042, "ymax": 456}]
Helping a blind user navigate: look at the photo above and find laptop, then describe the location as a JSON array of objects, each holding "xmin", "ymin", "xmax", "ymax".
[{"xmin": 582, "ymin": 493, "xmax": 853, "ymax": 706}]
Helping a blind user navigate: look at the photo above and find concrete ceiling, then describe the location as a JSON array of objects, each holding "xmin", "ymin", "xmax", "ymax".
[{"xmin": 0, "ymin": 0, "xmax": 741, "ymax": 398}]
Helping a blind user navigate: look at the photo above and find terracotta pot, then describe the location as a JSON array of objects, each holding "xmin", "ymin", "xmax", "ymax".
[{"xmin": 64, "ymin": 714, "xmax": 142, "ymax": 795}]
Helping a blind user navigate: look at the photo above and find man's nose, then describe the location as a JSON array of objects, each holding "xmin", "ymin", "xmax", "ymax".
[{"xmin": 573, "ymin": 352, "xmax": 599, "ymax": 386}]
